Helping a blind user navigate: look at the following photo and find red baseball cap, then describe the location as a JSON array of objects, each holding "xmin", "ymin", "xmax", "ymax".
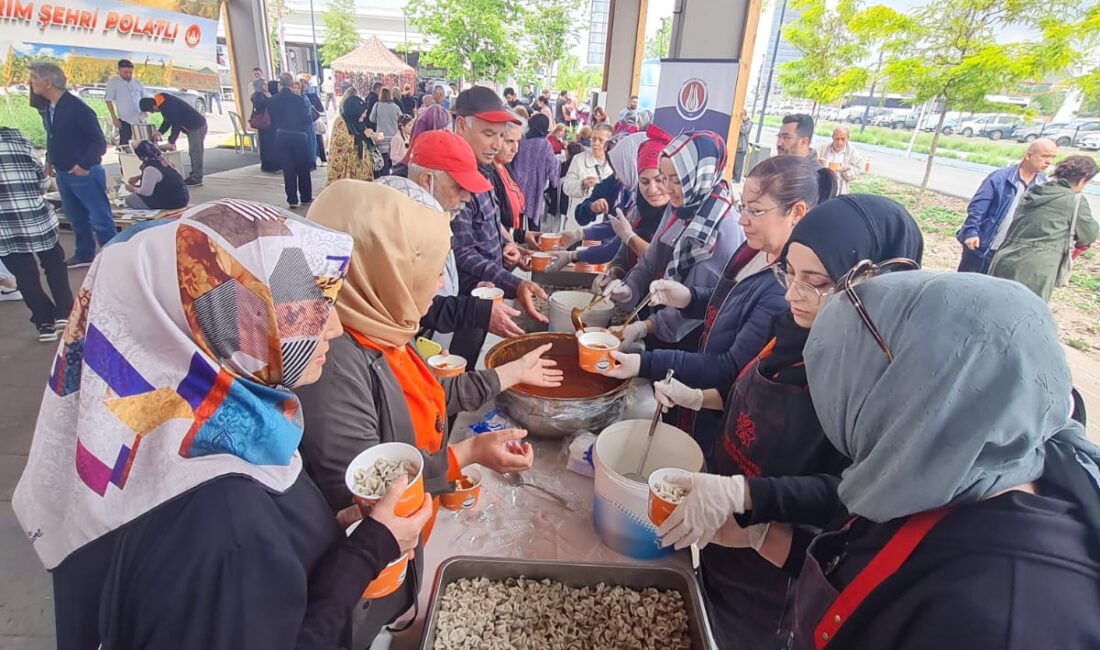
[
  {"xmin": 452, "ymin": 86, "xmax": 522, "ymax": 125},
  {"xmin": 410, "ymin": 130, "xmax": 493, "ymax": 194}
]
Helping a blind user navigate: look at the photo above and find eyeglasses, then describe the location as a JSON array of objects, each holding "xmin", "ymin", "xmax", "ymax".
[
  {"xmin": 828, "ymin": 258, "xmax": 919, "ymax": 363},
  {"xmin": 772, "ymin": 265, "xmax": 830, "ymax": 303},
  {"xmin": 741, "ymin": 203, "xmax": 790, "ymax": 219}
]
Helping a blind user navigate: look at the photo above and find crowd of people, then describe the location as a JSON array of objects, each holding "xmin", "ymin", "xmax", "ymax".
[{"xmin": 1, "ymin": 72, "xmax": 1099, "ymax": 650}]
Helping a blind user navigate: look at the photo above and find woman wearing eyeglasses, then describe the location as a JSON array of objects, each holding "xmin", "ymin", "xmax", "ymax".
[
  {"xmin": 653, "ymin": 195, "xmax": 923, "ymax": 650},
  {"xmin": 751, "ymin": 272, "xmax": 1097, "ymax": 650}
]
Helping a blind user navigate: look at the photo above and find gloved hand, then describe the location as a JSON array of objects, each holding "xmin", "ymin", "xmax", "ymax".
[
  {"xmin": 612, "ymin": 321, "xmax": 647, "ymax": 347},
  {"xmin": 591, "ymin": 272, "xmax": 615, "ymax": 294},
  {"xmin": 656, "ymin": 472, "xmax": 748, "ymax": 550},
  {"xmin": 598, "ymin": 350, "xmax": 640, "ymax": 379},
  {"xmin": 547, "ymin": 250, "xmax": 575, "ymax": 272},
  {"xmin": 609, "ymin": 209, "xmax": 635, "ymax": 242},
  {"xmin": 605, "ymin": 279, "xmax": 632, "ymax": 303},
  {"xmin": 711, "ymin": 519, "xmax": 771, "ymax": 551},
  {"xmin": 654, "ymin": 377, "xmax": 704, "ymax": 412},
  {"xmin": 649, "ymin": 279, "xmax": 692, "ymax": 309},
  {"xmin": 560, "ymin": 228, "xmax": 584, "ymax": 248}
]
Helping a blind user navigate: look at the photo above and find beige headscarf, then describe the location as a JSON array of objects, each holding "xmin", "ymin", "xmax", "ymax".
[{"xmin": 308, "ymin": 180, "xmax": 451, "ymax": 347}]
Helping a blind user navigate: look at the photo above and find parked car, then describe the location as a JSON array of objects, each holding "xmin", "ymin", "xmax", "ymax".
[
  {"xmin": 977, "ymin": 116, "xmax": 1025, "ymax": 140},
  {"xmin": 920, "ymin": 116, "xmax": 958, "ymax": 135},
  {"xmin": 1046, "ymin": 120, "xmax": 1100, "ymax": 147},
  {"xmin": 845, "ymin": 107, "xmax": 889, "ymax": 125},
  {"xmin": 1013, "ymin": 121, "xmax": 1067, "ymax": 143},
  {"xmin": 887, "ymin": 113, "xmax": 919, "ymax": 130},
  {"xmin": 1080, "ymin": 133, "xmax": 1100, "ymax": 151}
]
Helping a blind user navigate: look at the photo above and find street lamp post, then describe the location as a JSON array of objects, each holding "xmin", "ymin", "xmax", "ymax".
[
  {"xmin": 755, "ymin": 0, "xmax": 788, "ymax": 143},
  {"xmin": 308, "ymin": 0, "xmax": 321, "ymax": 80}
]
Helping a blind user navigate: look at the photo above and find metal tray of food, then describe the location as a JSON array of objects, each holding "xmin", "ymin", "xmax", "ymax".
[{"xmin": 418, "ymin": 556, "xmax": 717, "ymax": 649}]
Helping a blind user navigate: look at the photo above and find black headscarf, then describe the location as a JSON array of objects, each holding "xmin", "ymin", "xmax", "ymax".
[
  {"xmin": 527, "ymin": 114, "xmax": 550, "ymax": 139},
  {"xmin": 267, "ymin": 80, "xmax": 278, "ymax": 96},
  {"xmin": 761, "ymin": 194, "xmax": 925, "ymax": 384}
]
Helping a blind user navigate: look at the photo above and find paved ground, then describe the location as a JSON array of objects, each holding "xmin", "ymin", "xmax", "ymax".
[{"xmin": 2, "ymin": 149, "xmax": 1097, "ymax": 647}]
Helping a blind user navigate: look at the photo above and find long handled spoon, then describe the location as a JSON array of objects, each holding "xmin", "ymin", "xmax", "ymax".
[{"xmin": 623, "ymin": 369, "xmax": 675, "ymax": 482}]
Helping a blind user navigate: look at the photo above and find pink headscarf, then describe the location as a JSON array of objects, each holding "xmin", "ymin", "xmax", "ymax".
[{"xmin": 404, "ymin": 105, "xmax": 452, "ymax": 164}]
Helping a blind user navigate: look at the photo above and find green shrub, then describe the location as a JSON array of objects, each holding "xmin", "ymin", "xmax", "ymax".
[{"xmin": 0, "ymin": 97, "xmax": 162, "ymax": 149}]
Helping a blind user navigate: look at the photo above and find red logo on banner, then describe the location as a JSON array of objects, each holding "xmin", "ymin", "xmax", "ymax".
[
  {"xmin": 676, "ymin": 78, "xmax": 708, "ymax": 121},
  {"xmin": 184, "ymin": 24, "xmax": 201, "ymax": 48}
]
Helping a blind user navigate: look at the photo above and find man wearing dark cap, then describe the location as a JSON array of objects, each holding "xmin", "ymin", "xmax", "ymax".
[
  {"xmin": 104, "ymin": 59, "xmax": 146, "ymax": 147},
  {"xmin": 449, "ymin": 86, "xmax": 548, "ymax": 366}
]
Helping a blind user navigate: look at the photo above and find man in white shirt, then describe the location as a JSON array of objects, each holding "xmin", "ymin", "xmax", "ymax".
[
  {"xmin": 104, "ymin": 59, "xmax": 146, "ymax": 147},
  {"xmin": 814, "ymin": 126, "xmax": 868, "ymax": 194}
]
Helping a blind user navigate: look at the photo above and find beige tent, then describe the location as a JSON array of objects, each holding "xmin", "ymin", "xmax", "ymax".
[{"xmin": 331, "ymin": 37, "xmax": 417, "ymax": 96}]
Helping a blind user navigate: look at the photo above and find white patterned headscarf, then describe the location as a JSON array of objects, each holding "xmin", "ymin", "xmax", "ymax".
[
  {"xmin": 662, "ymin": 131, "xmax": 734, "ymax": 283},
  {"xmin": 13, "ymin": 200, "xmax": 352, "ymax": 569}
]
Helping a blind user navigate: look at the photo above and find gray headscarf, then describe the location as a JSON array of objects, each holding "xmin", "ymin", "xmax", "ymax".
[{"xmin": 805, "ymin": 271, "xmax": 1100, "ymax": 533}]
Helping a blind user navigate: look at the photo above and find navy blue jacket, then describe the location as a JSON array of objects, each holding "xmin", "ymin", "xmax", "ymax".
[
  {"xmin": 956, "ymin": 164, "xmax": 1045, "ymax": 261},
  {"xmin": 45, "ymin": 92, "xmax": 105, "ymax": 172},
  {"xmin": 574, "ymin": 174, "xmax": 621, "ymax": 226}
]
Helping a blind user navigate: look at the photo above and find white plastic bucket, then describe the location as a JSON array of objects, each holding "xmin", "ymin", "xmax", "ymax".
[
  {"xmin": 593, "ymin": 419, "xmax": 705, "ymax": 559},
  {"xmin": 548, "ymin": 290, "xmax": 613, "ymax": 332}
]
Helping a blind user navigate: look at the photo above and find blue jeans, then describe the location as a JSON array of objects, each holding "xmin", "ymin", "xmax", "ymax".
[{"xmin": 56, "ymin": 165, "xmax": 116, "ymax": 261}]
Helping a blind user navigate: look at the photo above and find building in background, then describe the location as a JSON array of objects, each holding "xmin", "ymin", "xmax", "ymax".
[{"xmin": 579, "ymin": 0, "xmax": 611, "ymax": 66}]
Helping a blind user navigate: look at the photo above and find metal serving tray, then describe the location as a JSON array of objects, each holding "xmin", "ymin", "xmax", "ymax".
[{"xmin": 417, "ymin": 556, "xmax": 717, "ymax": 649}]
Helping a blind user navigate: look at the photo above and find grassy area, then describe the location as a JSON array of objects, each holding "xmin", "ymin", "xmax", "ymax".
[
  {"xmin": 762, "ymin": 115, "xmax": 1100, "ymax": 169},
  {"xmin": 0, "ymin": 96, "xmax": 162, "ymax": 149}
]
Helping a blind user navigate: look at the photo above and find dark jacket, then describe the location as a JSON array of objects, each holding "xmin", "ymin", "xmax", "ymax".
[
  {"xmin": 268, "ymin": 89, "xmax": 313, "ymax": 137},
  {"xmin": 956, "ymin": 164, "xmax": 1046, "ymax": 261},
  {"xmin": 420, "ymin": 294, "xmax": 492, "ymax": 335},
  {"xmin": 574, "ymin": 174, "xmax": 620, "ymax": 226},
  {"xmin": 785, "ymin": 488, "xmax": 1100, "ymax": 650},
  {"xmin": 400, "ymin": 94, "xmax": 417, "ymax": 116},
  {"xmin": 154, "ymin": 93, "xmax": 206, "ymax": 144},
  {"xmin": 45, "ymin": 91, "xmax": 105, "ymax": 172}
]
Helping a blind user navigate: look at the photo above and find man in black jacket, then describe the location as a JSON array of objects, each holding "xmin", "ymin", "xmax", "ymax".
[
  {"xmin": 29, "ymin": 62, "xmax": 115, "ymax": 267},
  {"xmin": 266, "ymin": 73, "xmax": 314, "ymax": 208},
  {"xmin": 140, "ymin": 93, "xmax": 207, "ymax": 186},
  {"xmin": 364, "ymin": 82, "xmax": 382, "ymax": 130}
]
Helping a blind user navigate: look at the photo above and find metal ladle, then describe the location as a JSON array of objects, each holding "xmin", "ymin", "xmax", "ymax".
[{"xmin": 623, "ymin": 369, "xmax": 675, "ymax": 482}]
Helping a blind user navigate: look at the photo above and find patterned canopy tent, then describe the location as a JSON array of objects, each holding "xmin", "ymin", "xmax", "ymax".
[{"xmin": 331, "ymin": 37, "xmax": 417, "ymax": 98}]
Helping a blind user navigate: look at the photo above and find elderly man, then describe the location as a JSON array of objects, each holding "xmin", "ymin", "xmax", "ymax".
[
  {"xmin": 432, "ymin": 84, "xmax": 447, "ymax": 110},
  {"xmin": 375, "ymin": 131, "xmax": 525, "ymax": 345},
  {"xmin": 104, "ymin": 59, "xmax": 146, "ymax": 147},
  {"xmin": 450, "ymin": 87, "xmax": 548, "ymax": 366},
  {"xmin": 776, "ymin": 113, "xmax": 816, "ymax": 162},
  {"xmin": 956, "ymin": 138, "xmax": 1058, "ymax": 273},
  {"xmin": 29, "ymin": 62, "xmax": 115, "ymax": 267},
  {"xmin": 815, "ymin": 126, "xmax": 867, "ymax": 194},
  {"xmin": 266, "ymin": 72, "xmax": 315, "ymax": 208}
]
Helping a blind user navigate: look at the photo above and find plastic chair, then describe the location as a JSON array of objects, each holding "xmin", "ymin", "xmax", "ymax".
[{"xmin": 228, "ymin": 111, "xmax": 257, "ymax": 154}]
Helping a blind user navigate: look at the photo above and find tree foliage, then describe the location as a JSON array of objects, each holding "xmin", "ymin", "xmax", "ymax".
[
  {"xmin": 406, "ymin": 0, "xmax": 523, "ymax": 83},
  {"xmin": 777, "ymin": 0, "xmax": 869, "ymax": 110},
  {"xmin": 644, "ymin": 16, "xmax": 672, "ymax": 60},
  {"xmin": 520, "ymin": 0, "xmax": 581, "ymax": 88},
  {"xmin": 555, "ymin": 54, "xmax": 603, "ymax": 98},
  {"xmin": 321, "ymin": 0, "xmax": 361, "ymax": 66},
  {"xmin": 265, "ymin": 0, "xmax": 290, "ymax": 71}
]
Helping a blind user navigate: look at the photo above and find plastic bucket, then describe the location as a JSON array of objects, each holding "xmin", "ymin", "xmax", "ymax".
[
  {"xmin": 548, "ymin": 290, "xmax": 613, "ymax": 332},
  {"xmin": 593, "ymin": 420, "xmax": 704, "ymax": 559}
]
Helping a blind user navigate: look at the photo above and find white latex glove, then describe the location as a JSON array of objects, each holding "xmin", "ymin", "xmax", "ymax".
[
  {"xmin": 546, "ymin": 250, "xmax": 575, "ymax": 272},
  {"xmin": 609, "ymin": 209, "xmax": 635, "ymax": 242},
  {"xmin": 712, "ymin": 519, "xmax": 771, "ymax": 551},
  {"xmin": 649, "ymin": 279, "xmax": 692, "ymax": 309},
  {"xmin": 560, "ymin": 228, "xmax": 584, "ymax": 248},
  {"xmin": 599, "ymin": 350, "xmax": 640, "ymax": 379},
  {"xmin": 654, "ymin": 377, "xmax": 704, "ymax": 412},
  {"xmin": 611, "ymin": 321, "xmax": 647, "ymax": 348},
  {"xmin": 591, "ymin": 272, "xmax": 615, "ymax": 294},
  {"xmin": 656, "ymin": 473, "xmax": 748, "ymax": 550},
  {"xmin": 606, "ymin": 279, "xmax": 632, "ymax": 303}
]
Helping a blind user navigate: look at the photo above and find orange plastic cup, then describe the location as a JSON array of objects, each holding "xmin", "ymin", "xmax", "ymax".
[
  {"xmin": 362, "ymin": 549, "xmax": 413, "ymax": 599},
  {"xmin": 428, "ymin": 354, "xmax": 467, "ymax": 378},
  {"xmin": 440, "ymin": 467, "xmax": 482, "ymax": 511},
  {"xmin": 529, "ymin": 252, "xmax": 552, "ymax": 271},
  {"xmin": 345, "ymin": 442, "xmax": 425, "ymax": 517},
  {"xmin": 577, "ymin": 330, "xmax": 620, "ymax": 374},
  {"xmin": 472, "ymin": 286, "xmax": 504, "ymax": 302},
  {"xmin": 648, "ymin": 468, "xmax": 690, "ymax": 527},
  {"xmin": 538, "ymin": 232, "xmax": 562, "ymax": 251},
  {"xmin": 828, "ymin": 161, "xmax": 841, "ymax": 171}
]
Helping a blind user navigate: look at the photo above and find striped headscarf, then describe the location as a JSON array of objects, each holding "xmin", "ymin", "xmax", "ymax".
[{"xmin": 662, "ymin": 131, "xmax": 734, "ymax": 283}]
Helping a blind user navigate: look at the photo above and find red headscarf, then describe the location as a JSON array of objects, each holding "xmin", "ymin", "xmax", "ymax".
[{"xmin": 637, "ymin": 124, "xmax": 673, "ymax": 174}]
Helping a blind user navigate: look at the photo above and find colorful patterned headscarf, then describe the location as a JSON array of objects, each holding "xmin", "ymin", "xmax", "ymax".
[
  {"xmin": 13, "ymin": 200, "xmax": 352, "ymax": 569},
  {"xmin": 133, "ymin": 139, "xmax": 173, "ymax": 170},
  {"xmin": 662, "ymin": 131, "xmax": 734, "ymax": 283}
]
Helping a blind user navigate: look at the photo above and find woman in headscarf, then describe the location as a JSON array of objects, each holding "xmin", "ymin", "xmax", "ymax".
[
  {"xmin": 602, "ymin": 156, "xmax": 837, "ymax": 457},
  {"xmin": 684, "ymin": 272, "xmax": 1100, "ymax": 649},
  {"xmin": 123, "ymin": 140, "xmax": 188, "ymax": 209},
  {"xmin": 561, "ymin": 123, "xmax": 614, "ymax": 229},
  {"xmin": 590, "ymin": 105, "xmax": 608, "ymax": 126},
  {"xmin": 653, "ymin": 194, "xmax": 923, "ymax": 649},
  {"xmin": 511, "ymin": 113, "xmax": 560, "ymax": 232},
  {"xmin": 600, "ymin": 131, "xmax": 746, "ymax": 351},
  {"xmin": 989, "ymin": 155, "xmax": 1098, "ymax": 302},
  {"xmin": 298, "ymin": 181, "xmax": 563, "ymax": 640},
  {"xmin": 250, "ymin": 78, "xmax": 280, "ymax": 172},
  {"xmin": 328, "ymin": 86, "xmax": 380, "ymax": 184},
  {"xmin": 14, "ymin": 200, "xmax": 433, "ymax": 649}
]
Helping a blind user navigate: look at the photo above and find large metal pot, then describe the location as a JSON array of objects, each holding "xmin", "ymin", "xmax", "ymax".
[{"xmin": 485, "ymin": 332, "xmax": 631, "ymax": 438}]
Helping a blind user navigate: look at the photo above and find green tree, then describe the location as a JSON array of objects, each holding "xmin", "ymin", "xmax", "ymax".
[
  {"xmin": 777, "ymin": 0, "xmax": 869, "ymax": 113},
  {"xmin": 321, "ymin": 0, "xmax": 361, "ymax": 65},
  {"xmin": 266, "ymin": 0, "xmax": 290, "ymax": 71},
  {"xmin": 644, "ymin": 16, "xmax": 672, "ymax": 60},
  {"xmin": 884, "ymin": 0, "xmax": 1093, "ymax": 193},
  {"xmin": 519, "ymin": 0, "xmax": 581, "ymax": 89},
  {"xmin": 406, "ymin": 0, "xmax": 523, "ymax": 83},
  {"xmin": 555, "ymin": 54, "xmax": 603, "ymax": 98}
]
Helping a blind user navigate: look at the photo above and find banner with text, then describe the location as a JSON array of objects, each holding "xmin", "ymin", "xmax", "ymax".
[{"xmin": 652, "ymin": 59, "xmax": 739, "ymax": 140}]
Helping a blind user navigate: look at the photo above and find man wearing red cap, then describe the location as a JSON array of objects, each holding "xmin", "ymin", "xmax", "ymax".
[
  {"xmin": 449, "ymin": 87, "xmax": 548, "ymax": 367},
  {"xmin": 375, "ymin": 131, "xmax": 525, "ymax": 343}
]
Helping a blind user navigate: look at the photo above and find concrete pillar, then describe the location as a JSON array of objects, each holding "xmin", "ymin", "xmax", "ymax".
[
  {"xmin": 602, "ymin": 0, "xmax": 648, "ymax": 116},
  {"xmin": 223, "ymin": 0, "xmax": 274, "ymax": 119},
  {"xmin": 669, "ymin": 0, "xmax": 764, "ymax": 160}
]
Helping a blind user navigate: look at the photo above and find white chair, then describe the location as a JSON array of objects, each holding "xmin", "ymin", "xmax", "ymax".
[{"xmin": 228, "ymin": 111, "xmax": 257, "ymax": 154}]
